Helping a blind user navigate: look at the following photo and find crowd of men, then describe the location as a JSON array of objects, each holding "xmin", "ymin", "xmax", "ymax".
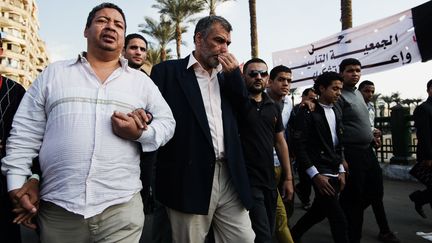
[{"xmin": 0, "ymin": 2, "xmax": 430, "ymax": 243}]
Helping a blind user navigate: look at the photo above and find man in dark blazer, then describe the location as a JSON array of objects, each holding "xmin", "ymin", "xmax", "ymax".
[
  {"xmin": 150, "ymin": 16, "xmax": 254, "ymax": 242},
  {"xmin": 291, "ymin": 72, "xmax": 348, "ymax": 243},
  {"xmin": 409, "ymin": 79, "xmax": 432, "ymax": 218}
]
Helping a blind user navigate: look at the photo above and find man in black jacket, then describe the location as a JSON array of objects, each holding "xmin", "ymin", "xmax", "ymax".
[
  {"xmin": 0, "ymin": 32, "xmax": 27, "ymax": 243},
  {"xmin": 150, "ymin": 16, "xmax": 254, "ymax": 242},
  {"xmin": 409, "ymin": 79, "xmax": 432, "ymax": 218},
  {"xmin": 291, "ymin": 72, "xmax": 348, "ymax": 243}
]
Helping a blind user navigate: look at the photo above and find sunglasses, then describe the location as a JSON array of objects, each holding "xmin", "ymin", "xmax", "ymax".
[{"xmin": 248, "ymin": 70, "xmax": 268, "ymax": 78}]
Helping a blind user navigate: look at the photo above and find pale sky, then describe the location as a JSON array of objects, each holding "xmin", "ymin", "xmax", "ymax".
[{"xmin": 36, "ymin": 0, "xmax": 432, "ymax": 101}]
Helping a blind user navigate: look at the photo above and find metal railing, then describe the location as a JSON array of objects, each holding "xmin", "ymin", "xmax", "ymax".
[{"xmin": 374, "ymin": 115, "xmax": 417, "ymax": 163}]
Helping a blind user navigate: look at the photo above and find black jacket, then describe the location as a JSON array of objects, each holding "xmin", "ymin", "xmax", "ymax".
[
  {"xmin": 150, "ymin": 56, "xmax": 252, "ymax": 214},
  {"xmin": 414, "ymin": 96, "xmax": 432, "ymax": 162},
  {"xmin": 291, "ymin": 101, "xmax": 344, "ymax": 175}
]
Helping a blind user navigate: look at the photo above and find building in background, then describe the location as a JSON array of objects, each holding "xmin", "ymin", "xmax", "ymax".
[{"xmin": 0, "ymin": 0, "xmax": 49, "ymax": 88}]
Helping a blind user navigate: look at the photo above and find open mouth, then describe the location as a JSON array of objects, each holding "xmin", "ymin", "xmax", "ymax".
[{"xmin": 102, "ymin": 34, "xmax": 116, "ymax": 43}]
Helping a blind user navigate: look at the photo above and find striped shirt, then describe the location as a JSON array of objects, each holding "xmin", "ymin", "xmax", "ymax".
[{"xmin": 2, "ymin": 54, "xmax": 175, "ymax": 218}]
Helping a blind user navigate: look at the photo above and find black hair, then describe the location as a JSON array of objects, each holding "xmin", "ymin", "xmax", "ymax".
[
  {"xmin": 339, "ymin": 58, "xmax": 361, "ymax": 73},
  {"xmin": 243, "ymin": 58, "xmax": 267, "ymax": 74},
  {"xmin": 358, "ymin": 80, "xmax": 375, "ymax": 90},
  {"xmin": 194, "ymin": 15, "xmax": 232, "ymax": 43},
  {"xmin": 86, "ymin": 3, "xmax": 126, "ymax": 32},
  {"xmin": 302, "ymin": 88, "xmax": 315, "ymax": 97},
  {"xmin": 427, "ymin": 79, "xmax": 432, "ymax": 90},
  {"xmin": 313, "ymin": 72, "xmax": 344, "ymax": 95},
  {"xmin": 269, "ymin": 65, "xmax": 291, "ymax": 80},
  {"xmin": 125, "ymin": 33, "xmax": 148, "ymax": 49}
]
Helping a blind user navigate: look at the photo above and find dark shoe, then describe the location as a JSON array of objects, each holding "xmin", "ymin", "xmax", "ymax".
[
  {"xmin": 409, "ymin": 191, "xmax": 427, "ymax": 218},
  {"xmin": 378, "ymin": 232, "xmax": 401, "ymax": 243}
]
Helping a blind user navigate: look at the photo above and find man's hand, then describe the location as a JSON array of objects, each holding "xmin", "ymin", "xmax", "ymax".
[
  {"xmin": 301, "ymin": 100, "xmax": 316, "ymax": 112},
  {"xmin": 127, "ymin": 109, "xmax": 152, "ymax": 129},
  {"xmin": 373, "ymin": 128, "xmax": 382, "ymax": 137},
  {"xmin": 9, "ymin": 178, "xmax": 40, "ymax": 229},
  {"xmin": 281, "ymin": 179, "xmax": 294, "ymax": 202},
  {"xmin": 373, "ymin": 128, "xmax": 382, "ymax": 148},
  {"xmin": 312, "ymin": 174, "xmax": 335, "ymax": 196},
  {"xmin": 218, "ymin": 53, "xmax": 239, "ymax": 73},
  {"xmin": 342, "ymin": 160, "xmax": 349, "ymax": 176},
  {"xmin": 111, "ymin": 111, "xmax": 144, "ymax": 140},
  {"xmin": 373, "ymin": 136, "xmax": 382, "ymax": 148},
  {"xmin": 338, "ymin": 172, "xmax": 346, "ymax": 192}
]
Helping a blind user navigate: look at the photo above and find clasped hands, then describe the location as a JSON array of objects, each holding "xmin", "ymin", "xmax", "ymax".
[
  {"xmin": 111, "ymin": 109, "xmax": 152, "ymax": 140},
  {"xmin": 8, "ymin": 109, "xmax": 151, "ymax": 229},
  {"xmin": 8, "ymin": 178, "xmax": 39, "ymax": 229}
]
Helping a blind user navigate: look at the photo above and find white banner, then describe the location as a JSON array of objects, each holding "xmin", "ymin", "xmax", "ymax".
[{"xmin": 272, "ymin": 9, "xmax": 421, "ymax": 88}]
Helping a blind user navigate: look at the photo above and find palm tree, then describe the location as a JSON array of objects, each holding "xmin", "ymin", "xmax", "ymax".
[
  {"xmin": 139, "ymin": 16, "xmax": 176, "ymax": 62},
  {"xmin": 340, "ymin": 0, "xmax": 352, "ymax": 30},
  {"xmin": 413, "ymin": 98, "xmax": 423, "ymax": 107},
  {"xmin": 152, "ymin": 0, "xmax": 204, "ymax": 59},
  {"xmin": 203, "ymin": 0, "xmax": 235, "ymax": 15},
  {"xmin": 372, "ymin": 93, "xmax": 381, "ymax": 118},
  {"xmin": 390, "ymin": 92, "xmax": 402, "ymax": 105},
  {"xmin": 402, "ymin": 98, "xmax": 415, "ymax": 114},
  {"xmin": 381, "ymin": 95, "xmax": 393, "ymax": 116},
  {"xmin": 248, "ymin": 0, "xmax": 258, "ymax": 58},
  {"xmin": 146, "ymin": 45, "xmax": 173, "ymax": 65},
  {"xmin": 289, "ymin": 88, "xmax": 298, "ymax": 106}
]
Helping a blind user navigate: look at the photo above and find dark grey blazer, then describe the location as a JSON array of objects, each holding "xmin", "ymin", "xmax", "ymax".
[{"xmin": 150, "ymin": 55, "xmax": 252, "ymax": 214}]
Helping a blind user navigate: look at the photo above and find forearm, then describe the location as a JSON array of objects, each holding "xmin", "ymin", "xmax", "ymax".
[
  {"xmin": 2, "ymin": 82, "xmax": 46, "ymax": 191},
  {"xmin": 136, "ymin": 84, "xmax": 175, "ymax": 151},
  {"xmin": 275, "ymin": 137, "xmax": 292, "ymax": 180}
]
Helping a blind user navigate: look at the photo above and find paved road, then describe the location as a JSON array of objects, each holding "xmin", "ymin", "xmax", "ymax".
[
  {"xmin": 289, "ymin": 179, "xmax": 431, "ymax": 243},
  {"xmin": 21, "ymin": 178, "xmax": 432, "ymax": 242}
]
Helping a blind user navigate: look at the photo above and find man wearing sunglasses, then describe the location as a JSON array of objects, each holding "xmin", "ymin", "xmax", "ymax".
[{"xmin": 239, "ymin": 58, "xmax": 294, "ymax": 243}]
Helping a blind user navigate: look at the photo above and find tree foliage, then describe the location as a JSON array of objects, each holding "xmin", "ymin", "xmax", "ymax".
[{"xmin": 152, "ymin": 0, "xmax": 204, "ymax": 59}]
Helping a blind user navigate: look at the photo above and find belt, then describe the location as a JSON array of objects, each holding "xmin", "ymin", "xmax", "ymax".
[{"xmin": 215, "ymin": 158, "xmax": 227, "ymax": 163}]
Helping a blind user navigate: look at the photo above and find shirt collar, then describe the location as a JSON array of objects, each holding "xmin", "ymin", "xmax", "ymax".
[
  {"xmin": 187, "ymin": 52, "xmax": 222, "ymax": 73},
  {"xmin": 318, "ymin": 102, "xmax": 334, "ymax": 109},
  {"xmin": 252, "ymin": 92, "xmax": 274, "ymax": 105},
  {"xmin": 343, "ymin": 85, "xmax": 357, "ymax": 92},
  {"xmin": 68, "ymin": 52, "xmax": 129, "ymax": 71}
]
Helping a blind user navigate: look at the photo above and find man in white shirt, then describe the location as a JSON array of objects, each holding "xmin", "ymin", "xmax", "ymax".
[
  {"xmin": 1, "ymin": 3, "xmax": 175, "ymax": 243},
  {"xmin": 150, "ymin": 15, "xmax": 255, "ymax": 243},
  {"xmin": 291, "ymin": 71, "xmax": 348, "ymax": 243}
]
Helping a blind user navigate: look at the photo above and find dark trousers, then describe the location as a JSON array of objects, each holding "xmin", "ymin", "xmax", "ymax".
[
  {"xmin": 1, "ymin": 176, "xmax": 22, "ymax": 243},
  {"xmin": 340, "ymin": 146, "xmax": 384, "ymax": 243},
  {"xmin": 411, "ymin": 186, "xmax": 432, "ymax": 206},
  {"xmin": 369, "ymin": 199, "xmax": 390, "ymax": 234},
  {"xmin": 295, "ymin": 168, "xmax": 312, "ymax": 205},
  {"xmin": 249, "ymin": 186, "xmax": 277, "ymax": 243},
  {"xmin": 151, "ymin": 200, "xmax": 172, "ymax": 243},
  {"xmin": 292, "ymin": 177, "xmax": 348, "ymax": 243}
]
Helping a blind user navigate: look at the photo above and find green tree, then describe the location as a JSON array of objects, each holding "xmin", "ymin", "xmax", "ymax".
[
  {"xmin": 248, "ymin": 0, "xmax": 258, "ymax": 58},
  {"xmin": 153, "ymin": 0, "xmax": 204, "ymax": 59},
  {"xmin": 341, "ymin": 0, "xmax": 352, "ymax": 30},
  {"xmin": 203, "ymin": 0, "xmax": 235, "ymax": 15},
  {"xmin": 146, "ymin": 45, "xmax": 173, "ymax": 65},
  {"xmin": 413, "ymin": 98, "xmax": 423, "ymax": 107},
  {"xmin": 372, "ymin": 93, "xmax": 381, "ymax": 117},
  {"xmin": 139, "ymin": 16, "xmax": 176, "ymax": 62},
  {"xmin": 381, "ymin": 95, "xmax": 393, "ymax": 116},
  {"xmin": 290, "ymin": 88, "xmax": 299, "ymax": 107},
  {"xmin": 391, "ymin": 92, "xmax": 402, "ymax": 105}
]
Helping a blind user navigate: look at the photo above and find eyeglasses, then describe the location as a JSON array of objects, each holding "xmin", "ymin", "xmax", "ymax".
[{"xmin": 248, "ymin": 70, "xmax": 268, "ymax": 78}]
